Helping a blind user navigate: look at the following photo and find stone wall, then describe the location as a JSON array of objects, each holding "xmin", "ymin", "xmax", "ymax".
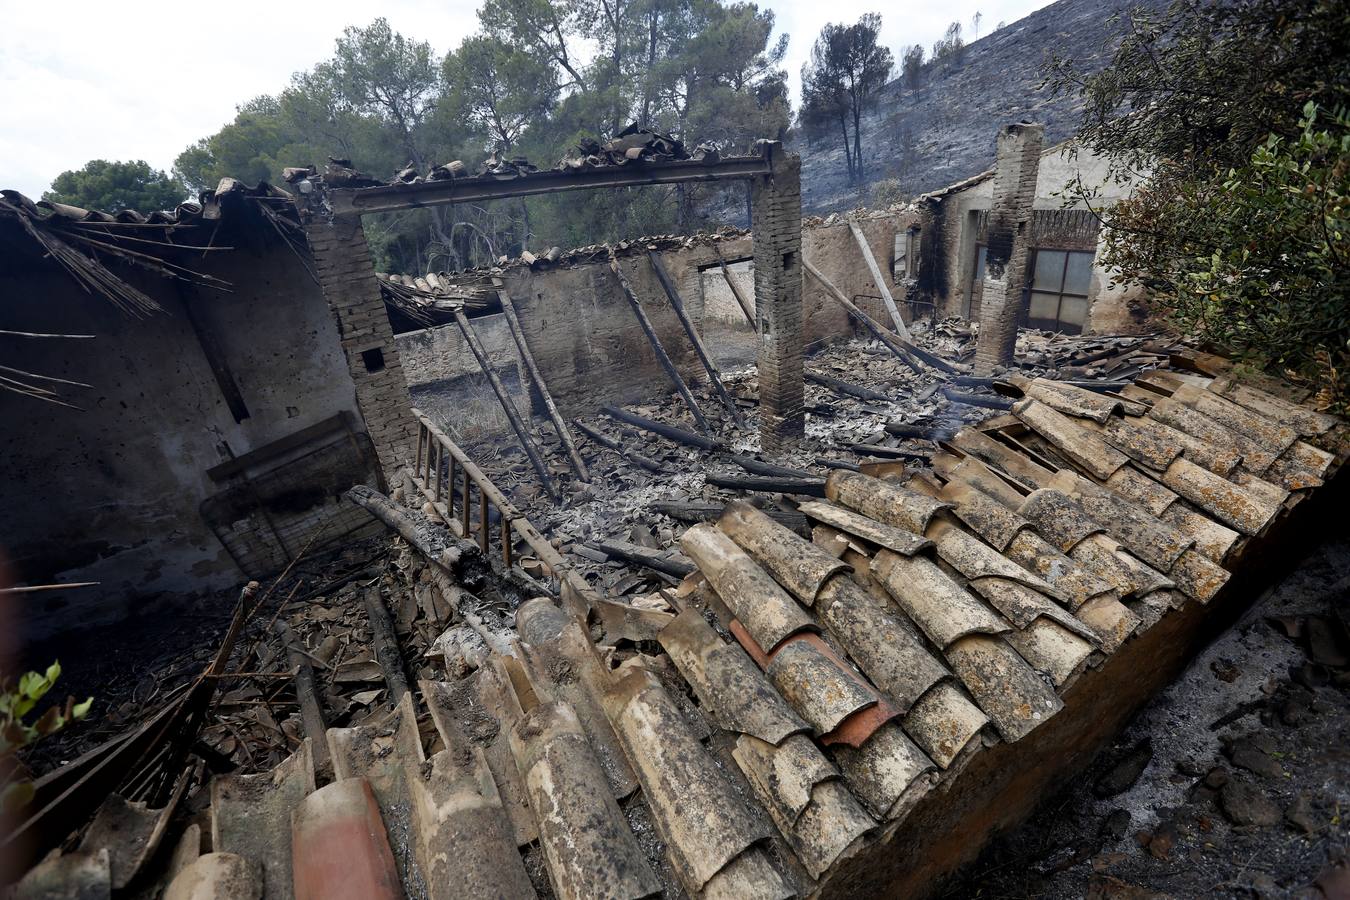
[{"xmin": 0, "ymin": 239, "xmax": 375, "ymax": 640}]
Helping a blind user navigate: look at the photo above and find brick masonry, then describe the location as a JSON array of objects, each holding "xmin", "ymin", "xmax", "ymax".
[
  {"xmin": 752, "ymin": 145, "xmax": 806, "ymax": 451},
  {"xmin": 305, "ymin": 215, "xmax": 418, "ymax": 481},
  {"xmin": 974, "ymin": 122, "xmax": 1044, "ymax": 372}
]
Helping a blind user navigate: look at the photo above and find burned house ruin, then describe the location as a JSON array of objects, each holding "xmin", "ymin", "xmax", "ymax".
[{"xmin": 1, "ymin": 125, "xmax": 1344, "ymax": 899}]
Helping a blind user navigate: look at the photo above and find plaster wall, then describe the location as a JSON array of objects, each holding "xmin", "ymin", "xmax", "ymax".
[
  {"xmin": 0, "ymin": 244, "xmax": 368, "ymax": 640},
  {"xmin": 929, "ymin": 143, "xmax": 1152, "ymax": 333}
]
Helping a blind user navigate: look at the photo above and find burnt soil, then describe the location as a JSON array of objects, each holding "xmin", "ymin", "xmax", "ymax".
[{"xmin": 951, "ymin": 532, "xmax": 1350, "ymax": 900}]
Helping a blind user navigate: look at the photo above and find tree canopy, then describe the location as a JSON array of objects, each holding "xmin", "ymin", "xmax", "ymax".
[
  {"xmin": 799, "ymin": 14, "xmax": 893, "ymax": 184},
  {"xmin": 43, "ymin": 160, "xmax": 186, "ymax": 213},
  {"xmin": 1051, "ymin": 0, "xmax": 1350, "ymax": 409}
]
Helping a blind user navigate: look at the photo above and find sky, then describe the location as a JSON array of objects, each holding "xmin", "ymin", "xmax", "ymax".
[{"xmin": 0, "ymin": 0, "xmax": 1050, "ymax": 199}]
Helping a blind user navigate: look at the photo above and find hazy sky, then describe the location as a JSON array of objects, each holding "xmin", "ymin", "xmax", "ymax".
[{"xmin": 1, "ymin": 0, "xmax": 1050, "ymax": 199}]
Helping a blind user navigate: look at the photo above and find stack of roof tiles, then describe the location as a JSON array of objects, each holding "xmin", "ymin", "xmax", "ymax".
[{"xmin": 164, "ymin": 361, "xmax": 1343, "ymax": 900}]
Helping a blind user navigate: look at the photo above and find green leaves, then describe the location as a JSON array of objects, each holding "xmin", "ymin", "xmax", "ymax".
[
  {"xmin": 1, "ymin": 660, "xmax": 94, "ymax": 812},
  {"xmin": 43, "ymin": 160, "xmax": 186, "ymax": 213},
  {"xmin": 1101, "ymin": 104, "xmax": 1350, "ymax": 412}
]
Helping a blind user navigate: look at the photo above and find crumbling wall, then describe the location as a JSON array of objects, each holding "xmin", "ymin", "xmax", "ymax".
[
  {"xmin": 926, "ymin": 143, "xmax": 1149, "ymax": 333},
  {"xmin": 397, "ymin": 209, "xmax": 919, "ymax": 432},
  {"xmin": 0, "ymin": 244, "xmax": 371, "ymax": 640}
]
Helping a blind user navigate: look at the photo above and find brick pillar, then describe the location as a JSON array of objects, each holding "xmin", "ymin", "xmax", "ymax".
[
  {"xmin": 752, "ymin": 143, "xmax": 805, "ymax": 452},
  {"xmin": 975, "ymin": 122, "xmax": 1043, "ymax": 374},
  {"xmin": 305, "ymin": 215, "xmax": 417, "ymax": 481}
]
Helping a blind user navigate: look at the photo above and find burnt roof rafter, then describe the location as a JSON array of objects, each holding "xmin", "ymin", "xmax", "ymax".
[{"xmin": 329, "ymin": 150, "xmax": 776, "ymax": 217}]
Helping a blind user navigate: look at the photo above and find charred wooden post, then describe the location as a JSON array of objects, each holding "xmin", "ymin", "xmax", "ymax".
[
  {"xmin": 713, "ymin": 245, "xmax": 756, "ymax": 327},
  {"xmin": 705, "ymin": 473, "xmax": 827, "ymax": 497},
  {"xmin": 802, "ymin": 258, "xmax": 925, "ymax": 376},
  {"xmin": 647, "ymin": 250, "xmax": 746, "ymax": 428},
  {"xmin": 608, "ymin": 248, "xmax": 711, "ymax": 435},
  {"xmin": 885, "ymin": 421, "xmax": 941, "ymax": 440},
  {"xmin": 848, "ymin": 221, "xmax": 912, "ymax": 341},
  {"xmin": 272, "ymin": 619, "xmax": 331, "ymax": 777},
  {"xmin": 941, "ymin": 387, "xmax": 1015, "ymax": 410},
  {"xmin": 571, "ymin": 418, "xmax": 668, "ymax": 473},
  {"xmin": 497, "ymin": 289, "xmax": 590, "ymax": 482},
  {"xmin": 585, "ymin": 539, "xmax": 696, "ymax": 578},
  {"xmin": 451, "ymin": 308, "xmax": 560, "ymax": 501},
  {"xmin": 602, "ymin": 405, "xmax": 721, "ymax": 451},
  {"xmin": 806, "ymin": 371, "xmax": 892, "ymax": 402},
  {"xmin": 729, "ymin": 453, "xmax": 813, "ymax": 478},
  {"xmin": 364, "ymin": 588, "xmax": 410, "ymax": 705}
]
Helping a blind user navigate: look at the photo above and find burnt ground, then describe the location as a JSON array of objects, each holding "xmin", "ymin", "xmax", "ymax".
[{"xmin": 951, "ymin": 532, "xmax": 1350, "ymax": 900}]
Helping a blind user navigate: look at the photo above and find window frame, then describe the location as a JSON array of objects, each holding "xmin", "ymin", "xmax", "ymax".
[{"xmin": 1022, "ymin": 247, "xmax": 1093, "ymax": 334}]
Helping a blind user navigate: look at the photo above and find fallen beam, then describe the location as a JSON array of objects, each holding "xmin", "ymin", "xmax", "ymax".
[
  {"xmin": 705, "ymin": 473, "xmax": 827, "ymax": 497},
  {"xmin": 602, "ymin": 405, "xmax": 720, "ymax": 451},
  {"xmin": 884, "ymin": 421, "xmax": 941, "ymax": 440},
  {"xmin": 848, "ymin": 443, "xmax": 933, "ymax": 461},
  {"xmin": 272, "ymin": 619, "xmax": 331, "ymax": 778},
  {"xmin": 363, "ymin": 587, "xmax": 410, "ymax": 704},
  {"xmin": 650, "ymin": 500, "xmax": 808, "ymax": 532},
  {"xmin": 714, "ymin": 245, "xmax": 756, "ymax": 328},
  {"xmin": 571, "ymin": 418, "xmax": 668, "ymax": 473},
  {"xmin": 452, "ymin": 308, "xmax": 559, "ymax": 501},
  {"xmin": 585, "ymin": 539, "xmax": 696, "ymax": 578},
  {"xmin": 941, "ymin": 388, "xmax": 1015, "ymax": 411},
  {"xmin": 497, "ymin": 289, "xmax": 590, "ymax": 482},
  {"xmin": 806, "ymin": 371, "xmax": 892, "ymax": 402},
  {"xmin": 648, "ymin": 251, "xmax": 745, "ymax": 428},
  {"xmin": 848, "ymin": 221, "xmax": 912, "ymax": 340},
  {"xmin": 802, "ymin": 257, "xmax": 925, "ymax": 376},
  {"xmin": 729, "ymin": 453, "xmax": 813, "ymax": 478},
  {"xmin": 609, "ymin": 249, "xmax": 710, "ymax": 434}
]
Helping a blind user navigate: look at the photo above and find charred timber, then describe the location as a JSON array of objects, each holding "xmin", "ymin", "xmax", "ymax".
[
  {"xmin": 806, "ymin": 371, "xmax": 891, "ymax": 402},
  {"xmin": 330, "ymin": 154, "xmax": 775, "ymax": 215},
  {"xmin": 452, "ymin": 309, "xmax": 559, "ymax": 501},
  {"xmin": 705, "ymin": 473, "xmax": 827, "ymax": 497},
  {"xmin": 608, "ymin": 251, "xmax": 711, "ymax": 434},
  {"xmin": 498, "ymin": 290, "xmax": 590, "ymax": 482},
  {"xmin": 647, "ymin": 251, "xmax": 745, "ymax": 428},
  {"xmin": 585, "ymin": 539, "xmax": 696, "ymax": 578},
  {"xmin": 729, "ymin": 454, "xmax": 813, "ymax": 478},
  {"xmin": 602, "ymin": 405, "xmax": 720, "ymax": 451},
  {"xmin": 572, "ymin": 418, "xmax": 668, "ymax": 473},
  {"xmin": 941, "ymin": 388, "xmax": 1015, "ymax": 410}
]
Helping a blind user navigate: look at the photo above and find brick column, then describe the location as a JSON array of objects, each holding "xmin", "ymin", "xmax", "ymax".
[
  {"xmin": 975, "ymin": 122, "xmax": 1043, "ymax": 374},
  {"xmin": 752, "ymin": 143, "xmax": 805, "ymax": 452},
  {"xmin": 305, "ymin": 215, "xmax": 417, "ymax": 482}
]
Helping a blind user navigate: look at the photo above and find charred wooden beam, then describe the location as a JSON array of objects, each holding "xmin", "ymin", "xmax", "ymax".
[
  {"xmin": 802, "ymin": 257, "xmax": 925, "ymax": 376},
  {"xmin": 729, "ymin": 453, "xmax": 812, "ymax": 478},
  {"xmin": 805, "ymin": 371, "xmax": 891, "ymax": 402},
  {"xmin": 452, "ymin": 308, "xmax": 559, "ymax": 501},
  {"xmin": 848, "ymin": 443, "xmax": 934, "ymax": 461},
  {"xmin": 585, "ymin": 539, "xmax": 696, "ymax": 578},
  {"xmin": 571, "ymin": 418, "xmax": 668, "ymax": 473},
  {"xmin": 884, "ymin": 421, "xmax": 940, "ymax": 440},
  {"xmin": 713, "ymin": 245, "xmax": 756, "ymax": 327},
  {"xmin": 848, "ymin": 221, "xmax": 912, "ymax": 340},
  {"xmin": 609, "ymin": 249, "xmax": 710, "ymax": 434},
  {"xmin": 602, "ymin": 405, "xmax": 720, "ymax": 451},
  {"xmin": 647, "ymin": 251, "xmax": 745, "ymax": 428},
  {"xmin": 941, "ymin": 387, "xmax": 1015, "ymax": 410},
  {"xmin": 497, "ymin": 290, "xmax": 590, "ymax": 482},
  {"xmin": 363, "ymin": 587, "xmax": 410, "ymax": 704},
  {"xmin": 272, "ymin": 619, "xmax": 331, "ymax": 777},
  {"xmin": 331, "ymin": 154, "xmax": 775, "ymax": 216},
  {"xmin": 650, "ymin": 500, "xmax": 808, "ymax": 532},
  {"xmin": 816, "ymin": 457, "xmax": 862, "ymax": 472},
  {"xmin": 705, "ymin": 473, "xmax": 827, "ymax": 497}
]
